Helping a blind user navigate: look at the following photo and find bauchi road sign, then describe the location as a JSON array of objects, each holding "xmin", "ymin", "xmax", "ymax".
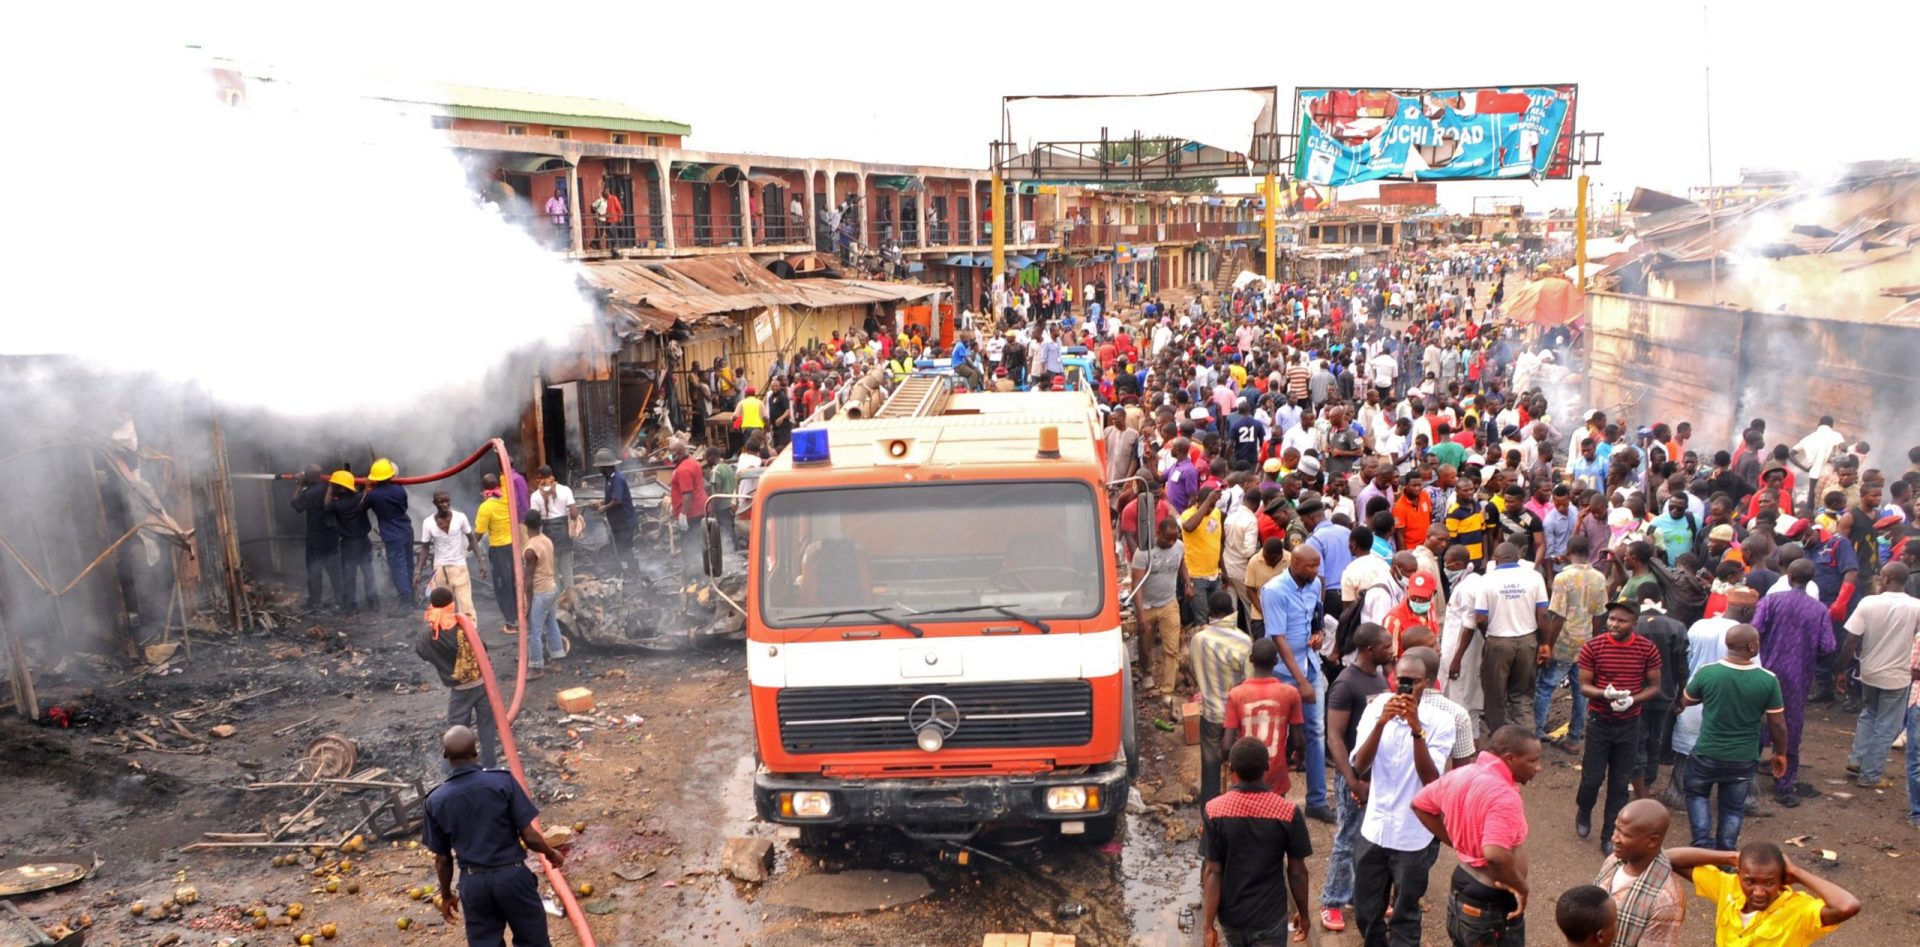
[{"xmin": 1294, "ymin": 85, "xmax": 1581, "ymax": 185}]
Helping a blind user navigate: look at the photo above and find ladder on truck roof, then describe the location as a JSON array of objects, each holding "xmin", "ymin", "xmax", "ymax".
[{"xmin": 873, "ymin": 371, "xmax": 953, "ymax": 420}]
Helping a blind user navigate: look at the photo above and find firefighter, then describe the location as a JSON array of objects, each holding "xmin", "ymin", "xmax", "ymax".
[{"xmin": 366, "ymin": 458, "xmax": 413, "ymax": 606}]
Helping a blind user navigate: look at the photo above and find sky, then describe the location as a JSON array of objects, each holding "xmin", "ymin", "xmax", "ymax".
[{"xmin": 11, "ymin": 0, "xmax": 1919, "ymax": 212}]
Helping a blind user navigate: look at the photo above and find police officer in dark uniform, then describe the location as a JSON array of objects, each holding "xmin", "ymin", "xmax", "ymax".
[{"xmin": 423, "ymin": 726, "xmax": 566, "ymax": 946}]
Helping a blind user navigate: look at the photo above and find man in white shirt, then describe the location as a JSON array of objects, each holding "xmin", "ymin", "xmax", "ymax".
[
  {"xmin": 1369, "ymin": 350, "xmax": 1397, "ymax": 395},
  {"xmin": 1350, "ymin": 647, "xmax": 1464, "ymax": 945},
  {"xmin": 1792, "ymin": 417, "xmax": 1846, "ymax": 508},
  {"xmin": 1282, "ymin": 407, "xmax": 1325, "ymax": 458},
  {"xmin": 1222, "ymin": 490, "xmax": 1262, "ymax": 620},
  {"xmin": 1473, "ymin": 542, "xmax": 1551, "ymax": 733},
  {"xmin": 528, "ymin": 465, "xmax": 579, "ymax": 590},
  {"xmin": 417, "ymin": 490, "xmax": 483, "ymax": 619}
]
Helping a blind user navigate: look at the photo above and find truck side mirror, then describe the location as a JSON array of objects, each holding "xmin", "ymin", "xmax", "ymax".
[{"xmin": 703, "ymin": 515, "xmax": 724, "ymax": 577}]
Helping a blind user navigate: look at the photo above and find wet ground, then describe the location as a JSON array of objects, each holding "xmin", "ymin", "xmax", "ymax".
[{"xmin": 2, "ymin": 600, "xmax": 1917, "ymax": 946}]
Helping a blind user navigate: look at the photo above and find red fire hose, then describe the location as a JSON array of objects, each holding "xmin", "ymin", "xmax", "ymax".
[{"xmin": 303, "ymin": 440, "xmax": 595, "ymax": 945}]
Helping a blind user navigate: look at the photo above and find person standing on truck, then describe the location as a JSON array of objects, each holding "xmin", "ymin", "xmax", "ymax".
[{"xmin": 1132, "ymin": 516, "xmax": 1190, "ymax": 697}]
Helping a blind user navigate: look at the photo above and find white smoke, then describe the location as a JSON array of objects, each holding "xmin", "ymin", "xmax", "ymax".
[{"xmin": 0, "ymin": 41, "xmax": 592, "ymax": 418}]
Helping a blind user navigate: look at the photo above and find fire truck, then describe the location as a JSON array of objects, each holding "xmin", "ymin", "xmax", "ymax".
[{"xmin": 737, "ymin": 373, "xmax": 1135, "ymax": 844}]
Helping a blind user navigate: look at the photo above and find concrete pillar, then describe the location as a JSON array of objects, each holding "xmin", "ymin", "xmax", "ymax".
[
  {"xmin": 802, "ymin": 168, "xmax": 817, "ymax": 250},
  {"xmin": 856, "ymin": 173, "xmax": 869, "ymax": 247},
  {"xmin": 566, "ymin": 162, "xmax": 584, "ymax": 255},
  {"xmin": 657, "ymin": 159, "xmax": 676, "ymax": 251},
  {"xmin": 1010, "ymin": 181, "xmax": 1023, "ymax": 245},
  {"xmin": 916, "ymin": 180, "xmax": 929, "ymax": 250},
  {"xmin": 738, "ymin": 176, "xmax": 755, "ymax": 248}
]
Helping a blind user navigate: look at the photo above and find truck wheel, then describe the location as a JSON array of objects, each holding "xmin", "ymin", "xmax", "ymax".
[{"xmin": 1078, "ymin": 813, "xmax": 1120, "ymax": 845}]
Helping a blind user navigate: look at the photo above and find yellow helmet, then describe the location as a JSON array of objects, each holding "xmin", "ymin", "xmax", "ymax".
[
  {"xmin": 369, "ymin": 458, "xmax": 397, "ymax": 482},
  {"xmin": 329, "ymin": 470, "xmax": 357, "ymax": 490}
]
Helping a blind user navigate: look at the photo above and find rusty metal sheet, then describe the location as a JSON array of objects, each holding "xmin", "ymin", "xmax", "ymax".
[{"xmin": 0, "ymin": 863, "xmax": 87, "ymax": 897}]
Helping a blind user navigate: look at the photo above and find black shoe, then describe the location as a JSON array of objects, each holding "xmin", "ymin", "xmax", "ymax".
[
  {"xmin": 1793, "ymin": 782, "xmax": 1820, "ymax": 799},
  {"xmin": 1305, "ymin": 805, "xmax": 1336, "ymax": 825},
  {"xmin": 1841, "ymin": 697, "xmax": 1863, "ymax": 715},
  {"xmin": 1575, "ymin": 810, "xmax": 1592, "ymax": 839},
  {"xmin": 1775, "ymin": 792, "xmax": 1801, "ymax": 809}
]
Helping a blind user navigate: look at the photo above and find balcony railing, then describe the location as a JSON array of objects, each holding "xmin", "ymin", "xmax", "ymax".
[
  {"xmin": 756, "ymin": 213, "xmax": 811, "ymax": 246},
  {"xmin": 672, "ymin": 213, "xmax": 746, "ymax": 249}
]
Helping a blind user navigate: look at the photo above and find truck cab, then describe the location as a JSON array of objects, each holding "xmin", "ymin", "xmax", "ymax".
[{"xmin": 745, "ymin": 375, "xmax": 1132, "ymax": 843}]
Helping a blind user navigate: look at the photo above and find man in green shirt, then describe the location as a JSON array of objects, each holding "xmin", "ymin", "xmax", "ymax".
[
  {"xmin": 1675, "ymin": 624, "xmax": 1787, "ymax": 851},
  {"xmin": 1429, "ymin": 424, "xmax": 1468, "ymax": 470},
  {"xmin": 706, "ymin": 453, "xmax": 739, "ymax": 553},
  {"xmin": 1614, "ymin": 540, "xmax": 1661, "ymax": 605}
]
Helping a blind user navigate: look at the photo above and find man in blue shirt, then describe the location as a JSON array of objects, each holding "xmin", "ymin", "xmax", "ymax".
[
  {"xmin": 1303, "ymin": 499, "xmax": 1354, "ymax": 607},
  {"xmin": 1225, "ymin": 406, "xmax": 1266, "ymax": 471},
  {"xmin": 424, "ymin": 726, "xmax": 568, "ymax": 945},
  {"xmin": 1258, "ymin": 544, "xmax": 1333, "ymax": 823},
  {"xmin": 590, "ymin": 449, "xmax": 638, "ymax": 572}
]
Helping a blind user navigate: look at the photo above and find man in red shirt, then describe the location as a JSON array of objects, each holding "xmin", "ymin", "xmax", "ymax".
[
  {"xmin": 1574, "ymin": 600, "xmax": 1663, "ymax": 853},
  {"xmin": 667, "ymin": 438, "xmax": 708, "ymax": 576},
  {"xmin": 1393, "ymin": 475, "xmax": 1434, "ymax": 551},
  {"xmin": 1414, "ymin": 725, "xmax": 1542, "ymax": 945},
  {"xmin": 1223, "ymin": 638, "xmax": 1305, "ymax": 795}
]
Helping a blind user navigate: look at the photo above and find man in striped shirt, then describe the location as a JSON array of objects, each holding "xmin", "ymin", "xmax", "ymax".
[
  {"xmin": 1575, "ymin": 600, "xmax": 1664, "ymax": 854},
  {"xmin": 1190, "ymin": 590, "xmax": 1252, "ymax": 808}
]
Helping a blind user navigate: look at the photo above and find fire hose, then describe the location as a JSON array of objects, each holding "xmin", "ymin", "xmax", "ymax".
[{"xmin": 263, "ymin": 440, "xmax": 596, "ymax": 945}]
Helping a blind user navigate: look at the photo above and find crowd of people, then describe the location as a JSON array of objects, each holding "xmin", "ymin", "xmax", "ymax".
[
  {"xmin": 937, "ymin": 252, "xmax": 1893, "ymax": 946},
  {"xmin": 647, "ymin": 246, "xmax": 1909, "ymax": 943}
]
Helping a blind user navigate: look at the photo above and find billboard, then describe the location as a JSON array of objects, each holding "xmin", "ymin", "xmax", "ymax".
[
  {"xmin": 1294, "ymin": 86, "xmax": 1576, "ymax": 186},
  {"xmin": 1377, "ymin": 183, "xmax": 1438, "ymax": 206}
]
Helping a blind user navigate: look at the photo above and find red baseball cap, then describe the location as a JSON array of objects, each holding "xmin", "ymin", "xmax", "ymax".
[{"xmin": 1409, "ymin": 573, "xmax": 1437, "ymax": 597}]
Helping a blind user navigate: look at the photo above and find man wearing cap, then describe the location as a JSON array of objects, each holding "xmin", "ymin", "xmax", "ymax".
[
  {"xmin": 589, "ymin": 449, "xmax": 637, "ymax": 572},
  {"xmin": 366, "ymin": 459, "xmax": 413, "ymax": 607},
  {"xmin": 1385, "ymin": 572, "xmax": 1442, "ymax": 656},
  {"xmin": 326, "ymin": 470, "xmax": 377, "ymax": 613}
]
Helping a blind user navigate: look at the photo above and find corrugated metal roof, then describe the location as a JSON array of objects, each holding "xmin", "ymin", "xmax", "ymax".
[
  {"xmin": 375, "ymin": 82, "xmax": 691, "ymax": 135},
  {"xmin": 582, "ymin": 256, "xmax": 949, "ymax": 338}
]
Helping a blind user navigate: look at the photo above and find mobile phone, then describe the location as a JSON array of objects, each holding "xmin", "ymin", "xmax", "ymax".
[{"xmin": 1396, "ymin": 677, "xmax": 1417, "ymax": 695}]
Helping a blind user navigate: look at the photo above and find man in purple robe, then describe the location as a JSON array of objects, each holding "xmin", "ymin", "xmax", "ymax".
[{"xmin": 1751, "ymin": 558, "xmax": 1836, "ymax": 808}]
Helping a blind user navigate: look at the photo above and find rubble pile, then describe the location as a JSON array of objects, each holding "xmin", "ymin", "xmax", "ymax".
[{"xmin": 560, "ymin": 570, "xmax": 745, "ymax": 651}]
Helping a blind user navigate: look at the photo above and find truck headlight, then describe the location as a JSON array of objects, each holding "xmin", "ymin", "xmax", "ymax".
[
  {"xmin": 781, "ymin": 791, "xmax": 833, "ymax": 818},
  {"xmin": 1045, "ymin": 786, "xmax": 1099, "ymax": 812}
]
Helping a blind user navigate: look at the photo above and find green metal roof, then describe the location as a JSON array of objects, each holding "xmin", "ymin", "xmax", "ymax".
[{"xmin": 383, "ymin": 82, "xmax": 691, "ymax": 136}]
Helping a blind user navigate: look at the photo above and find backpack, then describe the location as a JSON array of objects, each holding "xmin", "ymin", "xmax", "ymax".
[{"xmin": 1333, "ymin": 583, "xmax": 1389, "ymax": 658}]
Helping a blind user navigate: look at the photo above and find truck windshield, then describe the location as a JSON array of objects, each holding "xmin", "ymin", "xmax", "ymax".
[{"xmin": 758, "ymin": 480, "xmax": 1104, "ymax": 629}]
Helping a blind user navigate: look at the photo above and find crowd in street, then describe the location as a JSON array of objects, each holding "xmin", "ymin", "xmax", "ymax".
[
  {"xmin": 1061, "ymin": 254, "xmax": 1897, "ymax": 946},
  {"xmin": 632, "ymin": 244, "xmax": 1915, "ymax": 944}
]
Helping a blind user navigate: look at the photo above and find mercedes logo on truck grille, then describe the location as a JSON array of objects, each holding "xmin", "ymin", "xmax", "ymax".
[{"xmin": 908, "ymin": 694, "xmax": 960, "ymax": 752}]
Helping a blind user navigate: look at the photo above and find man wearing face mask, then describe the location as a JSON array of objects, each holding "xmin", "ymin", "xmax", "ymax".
[
  {"xmin": 1385, "ymin": 571, "xmax": 1442, "ymax": 658},
  {"xmin": 527, "ymin": 464, "xmax": 580, "ymax": 591}
]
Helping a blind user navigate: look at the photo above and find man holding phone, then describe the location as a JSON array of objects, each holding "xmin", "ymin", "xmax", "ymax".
[{"xmin": 1350, "ymin": 647, "xmax": 1459, "ymax": 946}]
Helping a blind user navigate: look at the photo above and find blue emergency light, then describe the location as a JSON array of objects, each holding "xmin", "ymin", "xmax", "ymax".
[{"xmin": 791, "ymin": 427, "xmax": 831, "ymax": 466}]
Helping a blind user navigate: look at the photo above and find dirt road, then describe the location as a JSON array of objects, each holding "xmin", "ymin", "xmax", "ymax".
[{"xmin": 1, "ymin": 609, "xmax": 1913, "ymax": 945}]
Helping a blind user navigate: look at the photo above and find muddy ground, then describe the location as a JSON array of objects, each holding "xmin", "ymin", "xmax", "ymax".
[{"xmin": 3, "ymin": 597, "xmax": 1917, "ymax": 946}]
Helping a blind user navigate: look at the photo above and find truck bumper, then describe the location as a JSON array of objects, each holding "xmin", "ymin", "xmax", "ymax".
[{"xmin": 754, "ymin": 761, "xmax": 1129, "ymax": 840}]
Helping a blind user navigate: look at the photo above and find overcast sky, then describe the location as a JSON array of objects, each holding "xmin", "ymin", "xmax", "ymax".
[{"xmin": 20, "ymin": 0, "xmax": 1919, "ymax": 211}]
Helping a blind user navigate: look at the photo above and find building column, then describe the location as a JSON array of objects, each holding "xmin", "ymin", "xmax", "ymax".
[
  {"xmin": 1010, "ymin": 181, "xmax": 1023, "ymax": 245},
  {"xmin": 916, "ymin": 180, "xmax": 929, "ymax": 250},
  {"xmin": 566, "ymin": 162, "xmax": 584, "ymax": 255},
  {"xmin": 803, "ymin": 168, "xmax": 817, "ymax": 250},
  {"xmin": 657, "ymin": 159, "xmax": 677, "ymax": 251},
  {"xmin": 857, "ymin": 173, "xmax": 869, "ymax": 247},
  {"xmin": 738, "ymin": 176, "xmax": 755, "ymax": 248}
]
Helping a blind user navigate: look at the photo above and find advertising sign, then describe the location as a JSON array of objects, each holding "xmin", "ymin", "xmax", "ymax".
[
  {"xmin": 1294, "ymin": 86, "xmax": 1576, "ymax": 186},
  {"xmin": 1377, "ymin": 183, "xmax": 1438, "ymax": 206}
]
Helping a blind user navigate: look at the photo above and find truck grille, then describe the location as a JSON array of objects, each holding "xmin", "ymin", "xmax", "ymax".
[{"xmin": 777, "ymin": 680, "xmax": 1093, "ymax": 754}]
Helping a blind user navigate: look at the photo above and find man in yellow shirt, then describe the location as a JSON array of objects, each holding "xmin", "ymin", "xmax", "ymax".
[
  {"xmin": 1181, "ymin": 487, "xmax": 1225, "ymax": 630},
  {"xmin": 1665, "ymin": 841, "xmax": 1858, "ymax": 946},
  {"xmin": 736, "ymin": 386, "xmax": 767, "ymax": 435},
  {"xmin": 473, "ymin": 473, "xmax": 518, "ymax": 635}
]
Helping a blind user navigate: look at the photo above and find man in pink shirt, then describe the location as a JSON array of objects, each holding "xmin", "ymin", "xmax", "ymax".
[{"xmin": 1412, "ymin": 725, "xmax": 1543, "ymax": 945}]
